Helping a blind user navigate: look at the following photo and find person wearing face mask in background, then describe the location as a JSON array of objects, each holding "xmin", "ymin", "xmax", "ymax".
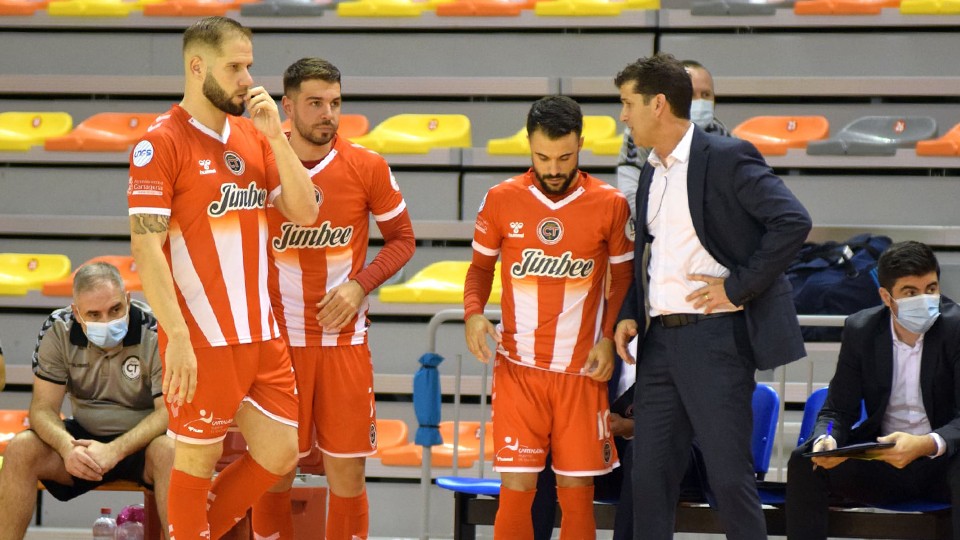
[
  {"xmin": 617, "ymin": 59, "xmax": 729, "ymax": 219},
  {"xmin": 0, "ymin": 262, "xmax": 174, "ymax": 540},
  {"xmin": 786, "ymin": 241, "xmax": 960, "ymax": 540}
]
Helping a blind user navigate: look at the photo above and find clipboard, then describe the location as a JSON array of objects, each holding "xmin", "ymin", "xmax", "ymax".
[{"xmin": 802, "ymin": 441, "xmax": 894, "ymax": 458}]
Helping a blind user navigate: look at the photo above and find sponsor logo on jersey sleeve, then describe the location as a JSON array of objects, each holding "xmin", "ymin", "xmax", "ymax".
[
  {"xmin": 129, "ymin": 178, "xmax": 164, "ymax": 197},
  {"xmin": 132, "ymin": 141, "xmax": 154, "ymax": 167}
]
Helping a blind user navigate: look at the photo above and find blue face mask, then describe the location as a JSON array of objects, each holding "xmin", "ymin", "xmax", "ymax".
[
  {"xmin": 79, "ymin": 311, "xmax": 129, "ymax": 349},
  {"xmin": 894, "ymin": 293, "xmax": 940, "ymax": 335},
  {"xmin": 689, "ymin": 99, "xmax": 715, "ymax": 129}
]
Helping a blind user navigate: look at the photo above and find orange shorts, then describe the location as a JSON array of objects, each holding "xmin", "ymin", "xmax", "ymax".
[
  {"xmin": 290, "ymin": 344, "xmax": 377, "ymax": 457},
  {"xmin": 492, "ymin": 355, "xmax": 618, "ymax": 476},
  {"xmin": 163, "ymin": 339, "xmax": 299, "ymax": 445}
]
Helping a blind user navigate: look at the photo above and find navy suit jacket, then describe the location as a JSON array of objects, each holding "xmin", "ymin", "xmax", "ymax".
[
  {"xmin": 811, "ymin": 301, "xmax": 960, "ymax": 457},
  {"xmin": 618, "ymin": 126, "xmax": 812, "ymax": 370}
]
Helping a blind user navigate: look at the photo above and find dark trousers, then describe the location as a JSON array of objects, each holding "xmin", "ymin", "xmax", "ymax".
[
  {"xmin": 633, "ymin": 314, "xmax": 766, "ymax": 540},
  {"xmin": 786, "ymin": 444, "xmax": 960, "ymax": 540}
]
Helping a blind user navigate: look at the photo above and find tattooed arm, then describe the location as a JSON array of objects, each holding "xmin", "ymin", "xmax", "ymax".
[{"xmin": 129, "ymin": 213, "xmax": 196, "ymax": 406}]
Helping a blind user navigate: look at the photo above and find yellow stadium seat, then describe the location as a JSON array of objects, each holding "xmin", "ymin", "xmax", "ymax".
[
  {"xmin": 337, "ymin": 0, "xmax": 427, "ymax": 16},
  {"xmin": 0, "ymin": 112, "xmax": 72, "ymax": 152},
  {"xmin": 535, "ymin": 0, "xmax": 625, "ymax": 16},
  {"xmin": 47, "ymin": 0, "xmax": 138, "ymax": 16},
  {"xmin": 486, "ymin": 116, "xmax": 618, "ymax": 155},
  {"xmin": 0, "ymin": 253, "xmax": 72, "ymax": 296},
  {"xmin": 44, "ymin": 112, "xmax": 158, "ymax": 152},
  {"xmin": 350, "ymin": 114, "xmax": 471, "ymax": 154},
  {"xmin": 900, "ymin": 0, "xmax": 960, "ymax": 12},
  {"xmin": 624, "ymin": 0, "xmax": 658, "ymax": 7},
  {"xmin": 589, "ymin": 134, "xmax": 624, "ymax": 155},
  {"xmin": 378, "ymin": 261, "xmax": 502, "ymax": 304}
]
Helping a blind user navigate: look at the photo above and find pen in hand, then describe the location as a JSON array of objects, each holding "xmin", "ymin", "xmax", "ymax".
[{"xmin": 826, "ymin": 420, "xmax": 833, "ymax": 439}]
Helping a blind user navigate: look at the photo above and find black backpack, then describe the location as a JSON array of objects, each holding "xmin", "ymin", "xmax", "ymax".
[{"xmin": 786, "ymin": 234, "xmax": 893, "ymax": 341}]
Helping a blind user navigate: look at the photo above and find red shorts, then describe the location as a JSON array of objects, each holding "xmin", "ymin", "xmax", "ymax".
[
  {"xmin": 291, "ymin": 344, "xmax": 377, "ymax": 457},
  {"xmin": 492, "ymin": 355, "xmax": 618, "ymax": 476},
  {"xmin": 163, "ymin": 339, "xmax": 299, "ymax": 444}
]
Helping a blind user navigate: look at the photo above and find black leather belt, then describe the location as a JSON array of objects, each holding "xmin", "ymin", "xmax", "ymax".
[{"xmin": 653, "ymin": 312, "xmax": 737, "ymax": 328}]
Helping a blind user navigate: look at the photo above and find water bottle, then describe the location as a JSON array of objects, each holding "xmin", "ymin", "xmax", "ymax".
[
  {"xmin": 115, "ymin": 504, "xmax": 145, "ymax": 540},
  {"xmin": 91, "ymin": 507, "xmax": 116, "ymax": 540}
]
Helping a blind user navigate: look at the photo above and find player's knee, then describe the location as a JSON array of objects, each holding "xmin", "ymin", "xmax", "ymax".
[
  {"xmin": 147, "ymin": 435, "xmax": 175, "ymax": 472},
  {"xmin": 258, "ymin": 440, "xmax": 299, "ymax": 476},
  {"xmin": 4, "ymin": 431, "xmax": 46, "ymax": 469}
]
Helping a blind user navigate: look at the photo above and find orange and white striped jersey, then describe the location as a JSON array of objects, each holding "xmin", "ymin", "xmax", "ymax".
[
  {"xmin": 127, "ymin": 105, "xmax": 281, "ymax": 348},
  {"xmin": 472, "ymin": 170, "xmax": 634, "ymax": 374},
  {"xmin": 266, "ymin": 136, "xmax": 407, "ymax": 347}
]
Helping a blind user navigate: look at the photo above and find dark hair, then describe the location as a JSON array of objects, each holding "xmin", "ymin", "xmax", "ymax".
[
  {"xmin": 283, "ymin": 57, "xmax": 342, "ymax": 96},
  {"xmin": 182, "ymin": 16, "xmax": 251, "ymax": 55},
  {"xmin": 526, "ymin": 96, "xmax": 582, "ymax": 139},
  {"xmin": 73, "ymin": 262, "xmax": 125, "ymax": 297},
  {"xmin": 614, "ymin": 53, "xmax": 692, "ymax": 120},
  {"xmin": 877, "ymin": 241, "xmax": 940, "ymax": 291}
]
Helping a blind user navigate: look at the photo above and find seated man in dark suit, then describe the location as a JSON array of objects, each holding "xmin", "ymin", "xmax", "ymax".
[{"xmin": 786, "ymin": 240, "xmax": 960, "ymax": 540}]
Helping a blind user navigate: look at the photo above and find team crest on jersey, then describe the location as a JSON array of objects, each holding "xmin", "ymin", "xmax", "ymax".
[
  {"xmin": 369, "ymin": 422, "xmax": 377, "ymax": 448},
  {"xmin": 122, "ymin": 356, "xmax": 141, "ymax": 381},
  {"xmin": 602, "ymin": 440, "xmax": 613, "ymax": 465},
  {"xmin": 223, "ymin": 151, "xmax": 245, "ymax": 176},
  {"xmin": 537, "ymin": 217, "xmax": 564, "ymax": 245},
  {"xmin": 314, "ymin": 186, "xmax": 324, "ymax": 207}
]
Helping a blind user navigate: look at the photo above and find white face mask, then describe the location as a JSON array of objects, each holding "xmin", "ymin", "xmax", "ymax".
[
  {"xmin": 893, "ymin": 293, "xmax": 941, "ymax": 335},
  {"xmin": 78, "ymin": 310, "xmax": 129, "ymax": 349},
  {"xmin": 689, "ymin": 99, "xmax": 715, "ymax": 129}
]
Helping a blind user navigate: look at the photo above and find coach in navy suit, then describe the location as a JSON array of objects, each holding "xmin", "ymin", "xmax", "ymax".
[{"xmin": 613, "ymin": 53, "xmax": 811, "ymax": 540}]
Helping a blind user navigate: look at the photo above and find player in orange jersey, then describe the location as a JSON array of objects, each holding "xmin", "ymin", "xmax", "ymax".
[
  {"xmin": 463, "ymin": 96, "xmax": 634, "ymax": 539},
  {"xmin": 127, "ymin": 17, "xmax": 317, "ymax": 540},
  {"xmin": 251, "ymin": 58, "xmax": 415, "ymax": 540}
]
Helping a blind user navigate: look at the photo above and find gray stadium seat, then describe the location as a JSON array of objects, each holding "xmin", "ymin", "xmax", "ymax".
[
  {"xmin": 240, "ymin": 0, "xmax": 333, "ymax": 16},
  {"xmin": 690, "ymin": 0, "xmax": 781, "ymax": 15},
  {"xmin": 806, "ymin": 116, "xmax": 937, "ymax": 156}
]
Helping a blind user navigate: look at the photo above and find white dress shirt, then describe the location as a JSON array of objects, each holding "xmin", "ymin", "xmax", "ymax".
[
  {"xmin": 883, "ymin": 317, "xmax": 945, "ymax": 457},
  {"xmin": 645, "ymin": 124, "xmax": 738, "ymax": 317}
]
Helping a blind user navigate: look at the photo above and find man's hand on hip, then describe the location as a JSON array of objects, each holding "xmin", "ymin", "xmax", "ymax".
[{"xmin": 686, "ymin": 274, "xmax": 737, "ymax": 314}]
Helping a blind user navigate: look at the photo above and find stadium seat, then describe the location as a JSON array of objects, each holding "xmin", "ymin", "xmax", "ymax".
[
  {"xmin": 732, "ymin": 115, "xmax": 830, "ymax": 156},
  {"xmin": 43, "ymin": 112, "xmax": 158, "ymax": 152},
  {"xmin": 41, "ymin": 255, "xmax": 141, "ymax": 297},
  {"xmin": 144, "ymin": 0, "xmax": 246, "ymax": 16},
  {"xmin": 0, "ymin": 410, "xmax": 30, "ymax": 455},
  {"xmin": 0, "ymin": 0, "xmax": 47, "ymax": 15},
  {"xmin": 916, "ymin": 122, "xmax": 960, "ymax": 156},
  {"xmin": 691, "ymin": 0, "xmax": 779, "ymax": 15},
  {"xmin": 435, "ymin": 0, "xmax": 534, "ymax": 16},
  {"xmin": 240, "ymin": 0, "xmax": 332, "ymax": 16},
  {"xmin": 0, "ymin": 253, "xmax": 72, "ymax": 296},
  {"xmin": 380, "ymin": 421, "xmax": 487, "ymax": 468},
  {"xmin": 47, "ymin": 0, "xmax": 139, "ymax": 16},
  {"xmin": 486, "ymin": 116, "xmax": 617, "ymax": 155},
  {"xmin": 794, "ymin": 0, "xmax": 898, "ymax": 14},
  {"xmin": 440, "ymin": 421, "xmax": 494, "ymax": 460},
  {"xmin": 378, "ymin": 261, "xmax": 502, "ymax": 304},
  {"xmin": 534, "ymin": 0, "xmax": 626, "ymax": 16},
  {"xmin": 336, "ymin": 0, "xmax": 427, "ymax": 16},
  {"xmin": 350, "ymin": 114, "xmax": 470, "ymax": 154},
  {"xmin": 899, "ymin": 0, "xmax": 960, "ymax": 12},
  {"xmin": 0, "ymin": 112, "xmax": 72, "ymax": 152},
  {"xmin": 806, "ymin": 116, "xmax": 937, "ymax": 156}
]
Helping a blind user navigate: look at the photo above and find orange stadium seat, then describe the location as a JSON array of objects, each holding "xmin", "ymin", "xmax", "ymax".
[
  {"xmin": 440, "ymin": 421, "xmax": 494, "ymax": 460},
  {"xmin": 436, "ymin": 0, "xmax": 534, "ymax": 15},
  {"xmin": 0, "ymin": 410, "xmax": 30, "ymax": 455},
  {"xmin": 43, "ymin": 112, "xmax": 158, "ymax": 152},
  {"xmin": 41, "ymin": 255, "xmax": 141, "ymax": 297},
  {"xmin": 0, "ymin": 0, "xmax": 47, "ymax": 15},
  {"xmin": 373, "ymin": 418, "xmax": 411, "ymax": 457},
  {"xmin": 0, "ymin": 253, "xmax": 72, "ymax": 296},
  {"xmin": 916, "ymin": 122, "xmax": 960, "ymax": 156},
  {"xmin": 732, "ymin": 115, "xmax": 830, "ymax": 156},
  {"xmin": 144, "ymin": 0, "xmax": 243, "ymax": 16},
  {"xmin": 47, "ymin": 0, "xmax": 139, "ymax": 16},
  {"xmin": 380, "ymin": 421, "xmax": 488, "ymax": 468},
  {"xmin": 281, "ymin": 114, "xmax": 370, "ymax": 141},
  {"xmin": 350, "ymin": 114, "xmax": 470, "ymax": 154},
  {"xmin": 794, "ymin": 0, "xmax": 898, "ymax": 14},
  {"xmin": 900, "ymin": 0, "xmax": 960, "ymax": 12},
  {"xmin": 0, "ymin": 112, "xmax": 72, "ymax": 152}
]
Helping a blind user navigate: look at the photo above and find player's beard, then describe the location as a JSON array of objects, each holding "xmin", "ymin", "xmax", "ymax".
[
  {"xmin": 294, "ymin": 116, "xmax": 338, "ymax": 147},
  {"xmin": 534, "ymin": 162, "xmax": 579, "ymax": 195},
  {"xmin": 203, "ymin": 70, "xmax": 246, "ymax": 117}
]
